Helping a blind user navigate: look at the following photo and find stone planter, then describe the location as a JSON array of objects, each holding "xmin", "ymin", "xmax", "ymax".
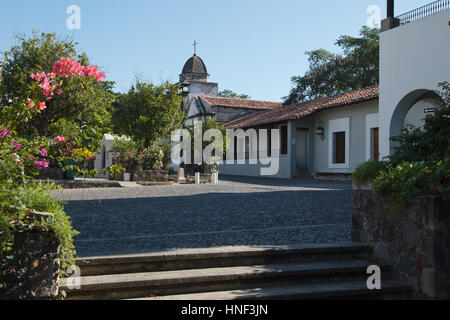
[
  {"xmin": 0, "ymin": 214, "xmax": 61, "ymax": 300},
  {"xmin": 114, "ymin": 171, "xmax": 124, "ymax": 181},
  {"xmin": 352, "ymin": 191, "xmax": 450, "ymax": 299}
]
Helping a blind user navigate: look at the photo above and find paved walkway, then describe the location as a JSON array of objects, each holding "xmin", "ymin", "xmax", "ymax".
[{"xmin": 51, "ymin": 176, "xmax": 353, "ymax": 257}]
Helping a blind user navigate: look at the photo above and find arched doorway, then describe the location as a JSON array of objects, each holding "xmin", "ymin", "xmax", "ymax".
[
  {"xmin": 389, "ymin": 89, "xmax": 441, "ymax": 153},
  {"xmin": 101, "ymin": 146, "xmax": 106, "ymax": 169}
]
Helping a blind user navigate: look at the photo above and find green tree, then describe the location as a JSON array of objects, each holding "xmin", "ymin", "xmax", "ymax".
[
  {"xmin": 112, "ymin": 80, "xmax": 186, "ymax": 148},
  {"xmin": 0, "ymin": 31, "xmax": 115, "ymax": 148},
  {"xmin": 218, "ymin": 89, "xmax": 251, "ymax": 100},
  {"xmin": 283, "ymin": 26, "xmax": 379, "ymax": 105}
]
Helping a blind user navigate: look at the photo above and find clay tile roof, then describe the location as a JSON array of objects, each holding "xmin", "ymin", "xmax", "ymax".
[
  {"xmin": 200, "ymin": 96, "xmax": 282, "ymax": 110},
  {"xmin": 225, "ymin": 86, "xmax": 379, "ymax": 129}
]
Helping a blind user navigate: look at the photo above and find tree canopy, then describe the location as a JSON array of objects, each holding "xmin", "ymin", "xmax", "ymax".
[
  {"xmin": 111, "ymin": 80, "xmax": 186, "ymax": 148},
  {"xmin": 218, "ymin": 89, "xmax": 251, "ymax": 100},
  {"xmin": 283, "ymin": 26, "xmax": 379, "ymax": 105},
  {"xmin": 0, "ymin": 32, "xmax": 115, "ymax": 151}
]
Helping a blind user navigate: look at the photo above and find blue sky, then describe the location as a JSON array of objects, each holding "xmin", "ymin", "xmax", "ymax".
[{"xmin": 0, "ymin": 0, "xmax": 433, "ymax": 101}]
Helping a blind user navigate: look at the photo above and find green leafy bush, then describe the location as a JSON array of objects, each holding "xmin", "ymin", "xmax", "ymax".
[
  {"xmin": 13, "ymin": 183, "xmax": 79, "ymax": 267},
  {"xmin": 112, "ymin": 137, "xmax": 136, "ymax": 155},
  {"xmin": 374, "ymin": 155, "xmax": 450, "ymax": 211},
  {"xmin": 352, "ymin": 161, "xmax": 389, "ymax": 188},
  {"xmin": 372, "ymin": 82, "xmax": 450, "ymax": 211},
  {"xmin": 136, "ymin": 144, "xmax": 164, "ymax": 171},
  {"xmin": 0, "ymin": 182, "xmax": 79, "ymax": 289},
  {"xmin": 389, "ymin": 81, "xmax": 450, "ymax": 165}
]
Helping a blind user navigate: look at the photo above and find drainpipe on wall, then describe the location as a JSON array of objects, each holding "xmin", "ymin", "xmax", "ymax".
[{"xmin": 381, "ymin": 0, "xmax": 400, "ymax": 32}]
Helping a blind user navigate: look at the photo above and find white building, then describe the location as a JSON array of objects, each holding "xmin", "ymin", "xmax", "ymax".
[
  {"xmin": 96, "ymin": 1, "xmax": 449, "ymax": 180},
  {"xmin": 222, "ymin": 86, "xmax": 380, "ymax": 179},
  {"xmin": 178, "ymin": 53, "xmax": 281, "ymax": 126},
  {"xmin": 217, "ymin": 0, "xmax": 449, "ymax": 179},
  {"xmin": 93, "ymin": 134, "xmax": 130, "ymax": 176},
  {"xmin": 379, "ymin": 0, "xmax": 450, "ymax": 158}
]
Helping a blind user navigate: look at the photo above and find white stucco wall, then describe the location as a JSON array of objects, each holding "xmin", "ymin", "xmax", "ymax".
[
  {"xmin": 94, "ymin": 134, "xmax": 130, "ymax": 176},
  {"xmin": 220, "ymin": 99, "xmax": 379, "ymax": 178},
  {"xmin": 219, "ymin": 122, "xmax": 293, "ymax": 179},
  {"xmin": 404, "ymin": 98, "xmax": 438, "ymax": 128},
  {"xmin": 379, "ymin": 9, "xmax": 450, "ymax": 158},
  {"xmin": 219, "ymin": 155, "xmax": 292, "ymax": 179},
  {"xmin": 311, "ymin": 100, "xmax": 379, "ymax": 174}
]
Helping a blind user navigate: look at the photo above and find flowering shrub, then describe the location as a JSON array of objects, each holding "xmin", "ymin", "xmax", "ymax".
[
  {"xmin": 136, "ymin": 144, "xmax": 164, "ymax": 171},
  {"xmin": 24, "ymin": 58, "xmax": 105, "ymax": 117},
  {"xmin": 0, "ymin": 127, "xmax": 50, "ymax": 183},
  {"xmin": 112, "ymin": 138, "xmax": 137, "ymax": 172},
  {"xmin": 0, "ymin": 127, "xmax": 79, "ymax": 292},
  {"xmin": 0, "ymin": 56, "xmax": 106, "ymax": 292},
  {"xmin": 72, "ymin": 148, "xmax": 95, "ymax": 160}
]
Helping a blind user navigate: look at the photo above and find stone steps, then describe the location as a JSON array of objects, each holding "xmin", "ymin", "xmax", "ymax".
[
  {"xmin": 62, "ymin": 242, "xmax": 412, "ymax": 300},
  {"xmin": 133, "ymin": 280, "xmax": 412, "ymax": 300},
  {"xmin": 74, "ymin": 242, "xmax": 370, "ymax": 276}
]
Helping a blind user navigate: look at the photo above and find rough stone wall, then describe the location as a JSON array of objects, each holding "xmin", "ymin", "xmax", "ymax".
[
  {"xmin": 0, "ymin": 228, "xmax": 60, "ymax": 300},
  {"xmin": 352, "ymin": 191, "xmax": 450, "ymax": 299},
  {"xmin": 132, "ymin": 170, "xmax": 169, "ymax": 182},
  {"xmin": 37, "ymin": 167, "xmax": 64, "ymax": 180}
]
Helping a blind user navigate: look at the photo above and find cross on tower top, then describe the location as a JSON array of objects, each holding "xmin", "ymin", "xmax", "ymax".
[{"xmin": 193, "ymin": 40, "xmax": 198, "ymax": 55}]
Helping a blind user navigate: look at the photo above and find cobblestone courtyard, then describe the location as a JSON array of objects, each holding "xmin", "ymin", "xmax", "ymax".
[{"xmin": 51, "ymin": 176, "xmax": 353, "ymax": 257}]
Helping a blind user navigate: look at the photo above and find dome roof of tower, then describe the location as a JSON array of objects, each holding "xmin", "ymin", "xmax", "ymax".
[{"xmin": 182, "ymin": 54, "xmax": 208, "ymax": 75}]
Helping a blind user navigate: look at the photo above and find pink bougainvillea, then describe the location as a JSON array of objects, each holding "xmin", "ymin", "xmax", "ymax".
[
  {"xmin": 26, "ymin": 98, "xmax": 35, "ymax": 109},
  {"xmin": 13, "ymin": 141, "xmax": 22, "ymax": 150},
  {"xmin": 52, "ymin": 57, "xmax": 85, "ymax": 77},
  {"xmin": 52, "ymin": 57, "xmax": 105, "ymax": 81},
  {"xmin": 34, "ymin": 159, "xmax": 49, "ymax": 171},
  {"xmin": 55, "ymin": 136, "xmax": 67, "ymax": 143},
  {"xmin": 29, "ymin": 57, "xmax": 106, "ymax": 107},
  {"xmin": 0, "ymin": 126, "xmax": 11, "ymax": 137}
]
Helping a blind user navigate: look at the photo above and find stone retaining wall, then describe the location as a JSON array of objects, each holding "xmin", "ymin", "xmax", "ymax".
[
  {"xmin": 352, "ymin": 191, "xmax": 450, "ymax": 299},
  {"xmin": 0, "ymin": 228, "xmax": 60, "ymax": 300},
  {"xmin": 131, "ymin": 170, "xmax": 169, "ymax": 182},
  {"xmin": 41, "ymin": 179, "xmax": 122, "ymax": 189},
  {"xmin": 37, "ymin": 167, "xmax": 64, "ymax": 180}
]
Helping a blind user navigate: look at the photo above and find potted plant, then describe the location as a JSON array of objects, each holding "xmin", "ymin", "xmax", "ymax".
[
  {"xmin": 208, "ymin": 156, "xmax": 220, "ymax": 185},
  {"xmin": 112, "ymin": 138, "xmax": 136, "ymax": 181}
]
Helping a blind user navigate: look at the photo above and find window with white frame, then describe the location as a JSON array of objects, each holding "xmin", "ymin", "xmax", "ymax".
[
  {"xmin": 365, "ymin": 113, "xmax": 379, "ymax": 162},
  {"xmin": 328, "ymin": 118, "xmax": 350, "ymax": 169}
]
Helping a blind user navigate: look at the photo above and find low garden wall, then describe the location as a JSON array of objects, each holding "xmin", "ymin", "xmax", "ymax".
[
  {"xmin": 37, "ymin": 167, "xmax": 64, "ymax": 180},
  {"xmin": 131, "ymin": 170, "xmax": 169, "ymax": 182},
  {"xmin": 1, "ymin": 226, "xmax": 61, "ymax": 300},
  {"xmin": 352, "ymin": 191, "xmax": 450, "ymax": 299}
]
